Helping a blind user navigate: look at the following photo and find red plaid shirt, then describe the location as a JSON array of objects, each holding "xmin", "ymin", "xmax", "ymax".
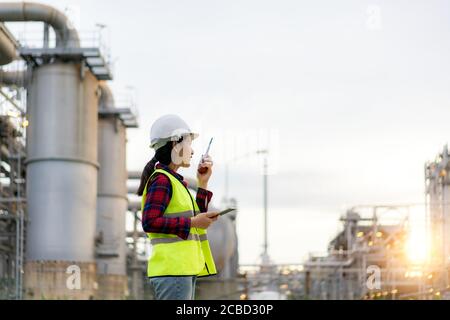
[{"xmin": 141, "ymin": 162, "xmax": 213, "ymax": 240}]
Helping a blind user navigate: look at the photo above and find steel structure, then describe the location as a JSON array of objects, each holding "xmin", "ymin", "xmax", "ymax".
[
  {"xmin": 300, "ymin": 205, "xmax": 449, "ymax": 300},
  {"xmin": 0, "ymin": 2, "xmax": 137, "ymax": 299},
  {"xmin": 425, "ymin": 145, "xmax": 450, "ymax": 293},
  {"xmin": 0, "ymin": 73, "xmax": 27, "ymax": 300}
]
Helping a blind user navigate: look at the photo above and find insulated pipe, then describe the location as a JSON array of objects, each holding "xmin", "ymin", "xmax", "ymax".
[
  {"xmin": 127, "ymin": 184, "xmax": 138, "ymax": 194},
  {"xmin": 126, "ymin": 176, "xmax": 196, "ymax": 194},
  {"xmin": 0, "ymin": 2, "xmax": 80, "ymax": 47},
  {"xmin": 303, "ymin": 258, "xmax": 354, "ymax": 268},
  {"xmin": 0, "ymin": 23, "xmax": 18, "ymax": 65},
  {"xmin": 0, "ymin": 69, "xmax": 26, "ymax": 87},
  {"xmin": 127, "ymin": 171, "xmax": 141, "ymax": 180}
]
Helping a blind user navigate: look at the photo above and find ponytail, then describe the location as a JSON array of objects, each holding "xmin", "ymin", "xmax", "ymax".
[{"xmin": 136, "ymin": 156, "xmax": 158, "ymax": 196}]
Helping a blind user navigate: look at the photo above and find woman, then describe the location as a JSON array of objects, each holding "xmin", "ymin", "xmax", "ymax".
[{"xmin": 137, "ymin": 114, "xmax": 219, "ymax": 300}]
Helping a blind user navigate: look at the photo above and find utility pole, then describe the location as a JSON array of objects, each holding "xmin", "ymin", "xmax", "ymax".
[
  {"xmin": 257, "ymin": 149, "xmax": 269, "ymax": 265},
  {"xmin": 223, "ymin": 148, "xmax": 270, "ymax": 265},
  {"xmin": 263, "ymin": 155, "xmax": 268, "ymax": 258}
]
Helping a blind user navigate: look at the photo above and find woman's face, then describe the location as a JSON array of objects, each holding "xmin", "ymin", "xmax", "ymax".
[{"xmin": 171, "ymin": 135, "xmax": 194, "ymax": 167}]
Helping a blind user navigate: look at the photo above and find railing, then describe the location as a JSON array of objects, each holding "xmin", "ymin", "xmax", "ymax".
[
  {"xmin": 12, "ymin": 27, "xmax": 113, "ymax": 75},
  {"xmin": 15, "ymin": 28, "xmax": 110, "ymax": 55},
  {"xmin": 107, "ymin": 86, "xmax": 139, "ymax": 128}
]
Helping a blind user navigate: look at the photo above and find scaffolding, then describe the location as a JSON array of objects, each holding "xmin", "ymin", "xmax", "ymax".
[{"xmin": 0, "ymin": 68, "xmax": 27, "ymax": 299}]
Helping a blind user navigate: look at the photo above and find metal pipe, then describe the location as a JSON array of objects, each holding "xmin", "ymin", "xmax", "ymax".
[
  {"xmin": 127, "ymin": 173, "xmax": 197, "ymax": 189},
  {"xmin": 0, "ymin": 2, "xmax": 80, "ymax": 47},
  {"xmin": 304, "ymin": 258, "xmax": 354, "ymax": 268},
  {"xmin": 127, "ymin": 184, "xmax": 138, "ymax": 194},
  {"xmin": 43, "ymin": 23, "xmax": 49, "ymax": 48},
  {"xmin": 0, "ymin": 69, "xmax": 26, "ymax": 87},
  {"xmin": 127, "ymin": 171, "xmax": 141, "ymax": 180},
  {"xmin": 0, "ymin": 22, "xmax": 18, "ymax": 65}
]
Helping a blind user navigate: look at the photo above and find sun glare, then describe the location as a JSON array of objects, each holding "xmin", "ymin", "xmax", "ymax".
[{"xmin": 406, "ymin": 228, "xmax": 429, "ymax": 264}]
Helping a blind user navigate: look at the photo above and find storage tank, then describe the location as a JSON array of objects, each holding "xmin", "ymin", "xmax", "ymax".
[
  {"xmin": 96, "ymin": 82, "xmax": 128, "ymax": 299},
  {"xmin": 207, "ymin": 209, "xmax": 237, "ymax": 274},
  {"xmin": 184, "ymin": 180, "xmax": 240, "ymax": 299},
  {"xmin": 196, "ymin": 204, "xmax": 240, "ymax": 300},
  {"xmin": 24, "ymin": 62, "xmax": 99, "ymax": 299}
]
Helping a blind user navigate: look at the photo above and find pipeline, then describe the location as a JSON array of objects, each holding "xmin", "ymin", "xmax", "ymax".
[
  {"xmin": 0, "ymin": 22, "xmax": 18, "ymax": 65},
  {"xmin": 0, "ymin": 69, "xmax": 26, "ymax": 87},
  {"xmin": 0, "ymin": 2, "xmax": 80, "ymax": 48}
]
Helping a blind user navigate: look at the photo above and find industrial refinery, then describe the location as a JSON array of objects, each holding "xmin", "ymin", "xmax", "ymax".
[
  {"xmin": 0, "ymin": 2, "xmax": 242, "ymax": 300},
  {"xmin": 1, "ymin": 1, "xmax": 450, "ymax": 301}
]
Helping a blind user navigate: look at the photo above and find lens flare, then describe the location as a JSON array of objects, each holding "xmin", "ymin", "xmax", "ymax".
[{"xmin": 405, "ymin": 228, "xmax": 429, "ymax": 264}]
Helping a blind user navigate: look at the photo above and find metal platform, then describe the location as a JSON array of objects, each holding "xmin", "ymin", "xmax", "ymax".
[
  {"xmin": 98, "ymin": 107, "xmax": 139, "ymax": 128},
  {"xmin": 19, "ymin": 47, "xmax": 113, "ymax": 81}
]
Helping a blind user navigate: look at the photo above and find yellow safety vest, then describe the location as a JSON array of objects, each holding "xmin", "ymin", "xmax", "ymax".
[{"xmin": 141, "ymin": 168, "xmax": 218, "ymax": 278}]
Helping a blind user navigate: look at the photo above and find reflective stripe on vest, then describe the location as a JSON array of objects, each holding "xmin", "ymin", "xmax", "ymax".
[
  {"xmin": 150, "ymin": 233, "xmax": 208, "ymax": 245},
  {"xmin": 141, "ymin": 168, "xmax": 218, "ymax": 277},
  {"xmin": 161, "ymin": 210, "xmax": 194, "ymax": 218}
]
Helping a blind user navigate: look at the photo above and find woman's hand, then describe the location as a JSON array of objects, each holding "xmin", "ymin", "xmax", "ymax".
[
  {"xmin": 197, "ymin": 155, "xmax": 213, "ymax": 189},
  {"xmin": 191, "ymin": 211, "xmax": 219, "ymax": 229}
]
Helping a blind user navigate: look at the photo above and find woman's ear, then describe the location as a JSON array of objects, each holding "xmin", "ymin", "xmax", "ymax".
[{"xmin": 172, "ymin": 142, "xmax": 182, "ymax": 156}]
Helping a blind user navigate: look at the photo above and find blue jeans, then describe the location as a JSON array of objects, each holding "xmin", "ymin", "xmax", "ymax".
[{"xmin": 149, "ymin": 276, "xmax": 197, "ymax": 300}]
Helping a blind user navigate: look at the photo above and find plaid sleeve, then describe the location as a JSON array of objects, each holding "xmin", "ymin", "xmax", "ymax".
[
  {"xmin": 196, "ymin": 187, "xmax": 213, "ymax": 212},
  {"xmin": 141, "ymin": 173, "xmax": 191, "ymax": 240}
]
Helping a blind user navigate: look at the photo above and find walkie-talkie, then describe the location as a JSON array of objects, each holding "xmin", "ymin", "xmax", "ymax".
[{"xmin": 198, "ymin": 137, "xmax": 213, "ymax": 174}]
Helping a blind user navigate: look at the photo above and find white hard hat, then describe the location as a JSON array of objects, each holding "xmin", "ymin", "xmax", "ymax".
[{"xmin": 150, "ymin": 114, "xmax": 199, "ymax": 150}]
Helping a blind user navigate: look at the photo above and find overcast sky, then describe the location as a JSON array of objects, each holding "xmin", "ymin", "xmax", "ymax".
[{"xmin": 5, "ymin": 0, "xmax": 450, "ymax": 264}]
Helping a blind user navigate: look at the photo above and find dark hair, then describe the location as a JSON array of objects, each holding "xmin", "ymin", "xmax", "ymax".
[{"xmin": 136, "ymin": 136, "xmax": 184, "ymax": 196}]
